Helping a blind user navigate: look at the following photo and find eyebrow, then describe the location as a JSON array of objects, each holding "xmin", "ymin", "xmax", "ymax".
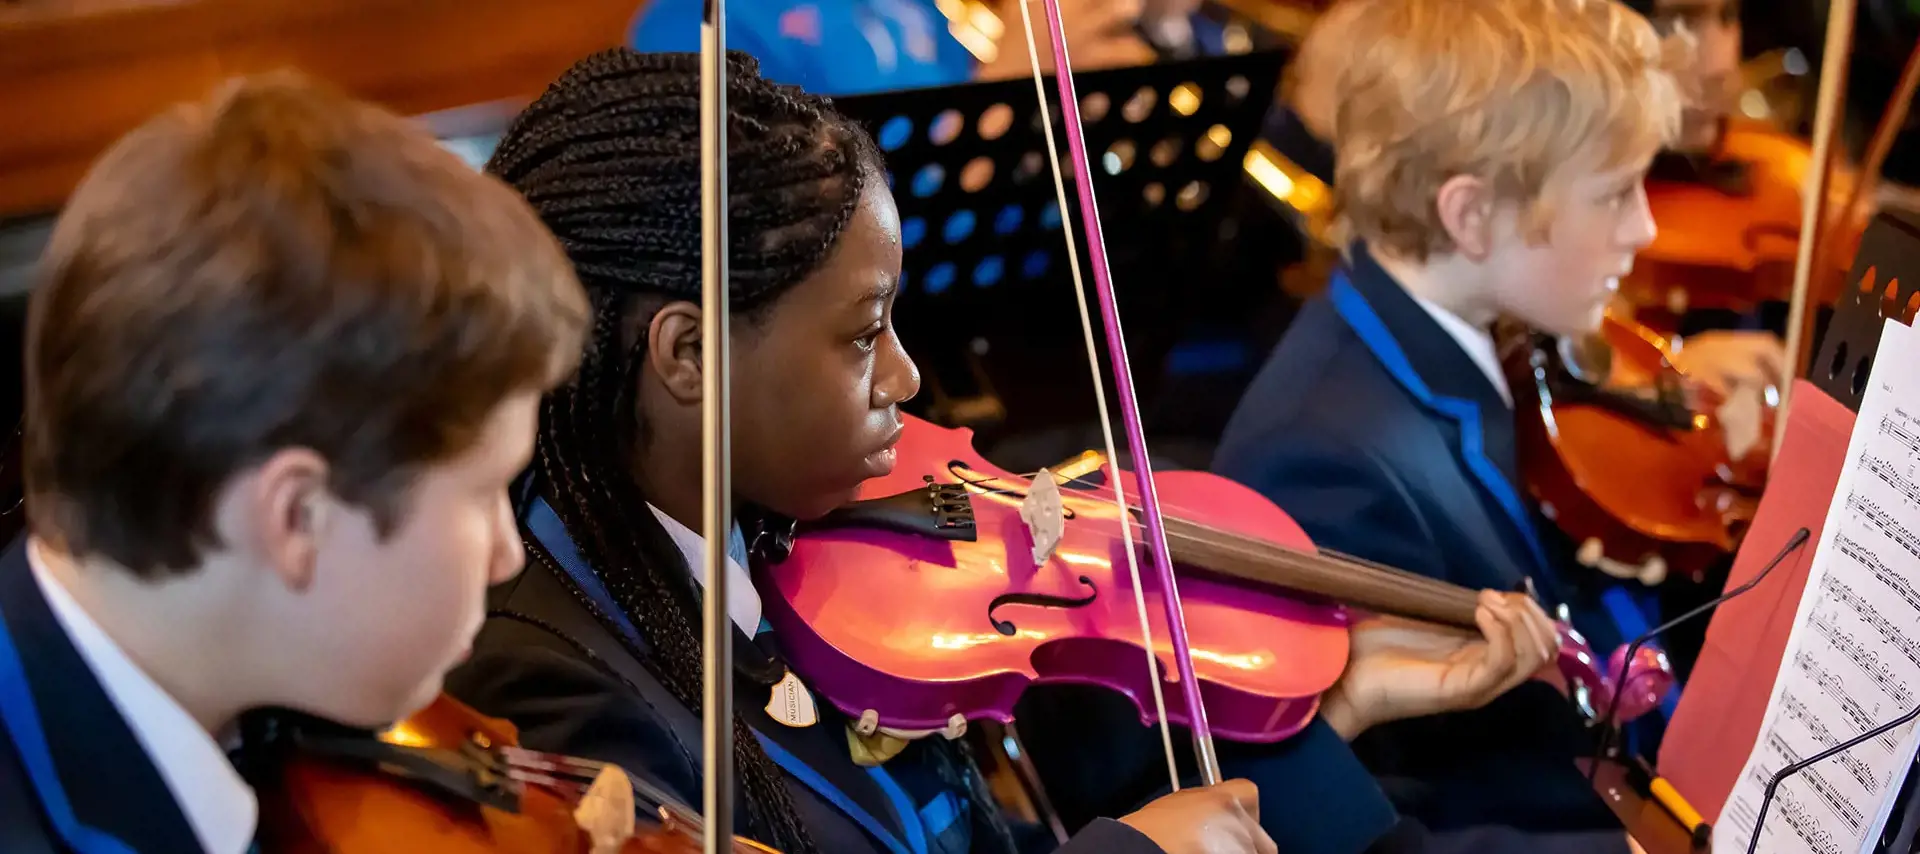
[{"xmin": 855, "ymin": 280, "xmax": 898, "ymax": 307}]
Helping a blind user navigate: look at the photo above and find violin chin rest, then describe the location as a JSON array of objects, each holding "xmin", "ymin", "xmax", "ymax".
[{"xmin": 800, "ymin": 481, "xmax": 980, "ymax": 542}]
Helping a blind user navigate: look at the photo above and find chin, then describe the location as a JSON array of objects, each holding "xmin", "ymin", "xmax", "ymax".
[{"xmin": 782, "ymin": 486, "xmax": 863, "ymax": 523}]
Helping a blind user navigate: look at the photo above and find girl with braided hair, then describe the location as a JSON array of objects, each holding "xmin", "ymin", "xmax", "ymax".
[
  {"xmin": 440, "ymin": 47, "xmax": 1266, "ymax": 854},
  {"xmin": 444, "ymin": 46, "xmax": 1573, "ymax": 854}
]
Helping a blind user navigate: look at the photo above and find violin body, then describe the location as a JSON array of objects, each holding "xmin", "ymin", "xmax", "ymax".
[
  {"xmin": 1508, "ymin": 314, "xmax": 1771, "ymax": 586},
  {"xmin": 761, "ymin": 416, "xmax": 1348, "ymax": 743},
  {"xmin": 1623, "ymin": 121, "xmax": 1865, "ymax": 326},
  {"xmin": 757, "ymin": 415, "xmax": 1672, "ymax": 745},
  {"xmin": 249, "ymin": 694, "xmax": 777, "ymax": 853}
]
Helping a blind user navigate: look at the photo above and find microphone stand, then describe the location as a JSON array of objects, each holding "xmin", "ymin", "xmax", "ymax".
[
  {"xmin": 1745, "ymin": 703, "xmax": 1920, "ymax": 854},
  {"xmin": 1589, "ymin": 528, "xmax": 1812, "ymax": 781}
]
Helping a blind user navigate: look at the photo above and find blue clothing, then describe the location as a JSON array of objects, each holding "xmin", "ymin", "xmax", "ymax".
[
  {"xmin": 0, "ymin": 537, "xmax": 203, "ymax": 854},
  {"xmin": 447, "ymin": 499, "xmax": 1161, "ymax": 854},
  {"xmin": 1211, "ymin": 246, "xmax": 1640, "ymax": 834},
  {"xmin": 630, "ymin": 0, "xmax": 978, "ymax": 95}
]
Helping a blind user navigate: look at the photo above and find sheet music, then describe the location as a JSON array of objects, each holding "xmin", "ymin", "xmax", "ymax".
[{"xmin": 1718, "ymin": 320, "xmax": 1920, "ymax": 854}]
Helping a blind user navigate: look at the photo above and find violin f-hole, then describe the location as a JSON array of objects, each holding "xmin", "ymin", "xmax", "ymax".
[{"xmin": 987, "ymin": 576, "xmax": 1099, "ymax": 636}]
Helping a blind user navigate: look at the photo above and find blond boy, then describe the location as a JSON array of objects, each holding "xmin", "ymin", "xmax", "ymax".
[{"xmin": 1216, "ymin": 0, "xmax": 1679, "ymax": 839}]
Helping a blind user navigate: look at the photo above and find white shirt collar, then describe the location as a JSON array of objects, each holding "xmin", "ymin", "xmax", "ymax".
[
  {"xmin": 26, "ymin": 540, "xmax": 258, "ymax": 854},
  {"xmin": 646, "ymin": 505, "xmax": 763, "ymax": 638},
  {"xmin": 1409, "ymin": 296, "xmax": 1512, "ymax": 407}
]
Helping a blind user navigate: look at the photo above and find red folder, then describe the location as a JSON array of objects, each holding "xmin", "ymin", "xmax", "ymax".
[{"xmin": 1656, "ymin": 379, "xmax": 1857, "ymax": 821}]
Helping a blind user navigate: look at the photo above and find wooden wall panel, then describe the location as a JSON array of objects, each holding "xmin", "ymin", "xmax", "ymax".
[{"xmin": 0, "ymin": 0, "xmax": 640, "ymax": 216}]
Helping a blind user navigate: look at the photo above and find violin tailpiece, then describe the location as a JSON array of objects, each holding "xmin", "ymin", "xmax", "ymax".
[{"xmin": 801, "ymin": 480, "xmax": 979, "ymax": 542}]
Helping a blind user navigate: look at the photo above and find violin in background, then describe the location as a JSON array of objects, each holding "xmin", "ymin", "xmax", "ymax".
[
  {"xmin": 1504, "ymin": 313, "xmax": 1774, "ymax": 588},
  {"xmin": 242, "ymin": 694, "xmax": 779, "ymax": 854},
  {"xmin": 1621, "ymin": 117, "xmax": 1868, "ymax": 330}
]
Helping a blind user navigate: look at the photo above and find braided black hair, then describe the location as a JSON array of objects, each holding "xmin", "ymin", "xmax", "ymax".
[{"xmin": 489, "ymin": 48, "xmax": 1014, "ymax": 854}]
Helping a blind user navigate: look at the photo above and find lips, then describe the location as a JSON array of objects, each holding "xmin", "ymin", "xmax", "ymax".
[{"xmin": 862, "ymin": 425, "xmax": 905, "ymax": 477}]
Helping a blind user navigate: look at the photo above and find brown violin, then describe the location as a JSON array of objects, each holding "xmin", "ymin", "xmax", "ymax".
[
  {"xmin": 1505, "ymin": 312, "xmax": 1773, "ymax": 586},
  {"xmin": 1621, "ymin": 120, "xmax": 1867, "ymax": 329},
  {"xmin": 244, "ymin": 694, "xmax": 777, "ymax": 854}
]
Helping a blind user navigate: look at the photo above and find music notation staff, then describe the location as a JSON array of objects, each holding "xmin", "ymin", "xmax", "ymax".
[
  {"xmin": 1820, "ymin": 574, "xmax": 1920, "ymax": 673},
  {"xmin": 1718, "ymin": 321, "xmax": 1920, "ymax": 854},
  {"xmin": 1785, "ymin": 694, "xmax": 1883, "ymax": 789},
  {"xmin": 1880, "ymin": 410, "xmax": 1920, "ymax": 457},
  {"xmin": 1847, "ymin": 491, "xmax": 1920, "ymax": 561},
  {"xmin": 1796, "ymin": 649, "xmax": 1897, "ymax": 751},
  {"xmin": 1838, "ymin": 534, "xmax": 1920, "ymax": 615}
]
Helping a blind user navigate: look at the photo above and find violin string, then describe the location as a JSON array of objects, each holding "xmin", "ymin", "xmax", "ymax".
[
  {"xmin": 503, "ymin": 745, "xmax": 697, "ymax": 820},
  {"xmin": 1013, "ymin": 0, "xmax": 1181, "ymax": 793},
  {"xmin": 949, "ymin": 464, "xmax": 1484, "ymax": 619},
  {"xmin": 954, "ymin": 464, "xmax": 1472, "ymax": 597}
]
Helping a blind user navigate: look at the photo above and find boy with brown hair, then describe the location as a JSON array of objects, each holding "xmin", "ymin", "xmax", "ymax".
[
  {"xmin": 1215, "ymin": 0, "xmax": 1684, "ymax": 839},
  {"xmin": 0, "ymin": 71, "xmax": 587, "ymax": 853}
]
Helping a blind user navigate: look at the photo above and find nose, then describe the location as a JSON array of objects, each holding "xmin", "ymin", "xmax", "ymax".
[
  {"xmin": 872, "ymin": 332, "xmax": 922, "ymax": 409},
  {"xmin": 1622, "ymin": 183, "xmax": 1658, "ymax": 251},
  {"xmin": 490, "ymin": 494, "xmax": 527, "ymax": 586}
]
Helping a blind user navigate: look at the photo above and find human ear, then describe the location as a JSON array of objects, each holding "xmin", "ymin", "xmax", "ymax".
[
  {"xmin": 646, "ymin": 301, "xmax": 704, "ymax": 406},
  {"xmin": 1435, "ymin": 174, "xmax": 1495, "ymax": 260},
  {"xmin": 227, "ymin": 448, "xmax": 334, "ymax": 592}
]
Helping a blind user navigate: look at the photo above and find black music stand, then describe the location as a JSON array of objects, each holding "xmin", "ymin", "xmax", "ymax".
[
  {"xmin": 1808, "ymin": 208, "xmax": 1920, "ymax": 411},
  {"xmin": 830, "ymin": 50, "xmax": 1287, "ymax": 445}
]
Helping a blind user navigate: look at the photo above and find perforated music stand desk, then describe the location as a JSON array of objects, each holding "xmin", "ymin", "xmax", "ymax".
[{"xmin": 830, "ymin": 51, "xmax": 1287, "ymax": 433}]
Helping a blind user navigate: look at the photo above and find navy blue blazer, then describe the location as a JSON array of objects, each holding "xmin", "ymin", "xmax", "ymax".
[
  {"xmin": 447, "ymin": 500, "xmax": 1161, "ymax": 854},
  {"xmin": 1212, "ymin": 248, "xmax": 1651, "ymax": 835},
  {"xmin": 0, "ymin": 537, "xmax": 205, "ymax": 854}
]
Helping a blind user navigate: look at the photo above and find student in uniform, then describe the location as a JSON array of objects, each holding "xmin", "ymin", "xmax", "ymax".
[
  {"xmin": 1212, "ymin": 0, "xmax": 1692, "ymax": 839},
  {"xmin": 443, "ymin": 46, "xmax": 1635, "ymax": 854},
  {"xmin": 0, "ymin": 73, "xmax": 589, "ymax": 853},
  {"xmin": 1278, "ymin": 0, "xmax": 1785, "ymax": 391}
]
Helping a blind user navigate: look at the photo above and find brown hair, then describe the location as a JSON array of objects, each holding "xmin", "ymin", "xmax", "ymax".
[
  {"xmin": 1327, "ymin": 0, "xmax": 1690, "ymax": 260},
  {"xmin": 25, "ymin": 71, "xmax": 589, "ymax": 577}
]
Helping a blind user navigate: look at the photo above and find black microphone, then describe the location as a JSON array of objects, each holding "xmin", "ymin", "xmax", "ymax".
[
  {"xmin": 1589, "ymin": 527, "xmax": 1813, "ymax": 778},
  {"xmin": 1744, "ymin": 702, "xmax": 1920, "ymax": 854}
]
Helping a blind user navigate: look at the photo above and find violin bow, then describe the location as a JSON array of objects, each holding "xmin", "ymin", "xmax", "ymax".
[
  {"xmin": 1775, "ymin": 0, "xmax": 1858, "ymax": 455},
  {"xmin": 698, "ymin": 0, "xmax": 737, "ymax": 848},
  {"xmin": 1013, "ymin": 0, "xmax": 1223, "ymax": 786}
]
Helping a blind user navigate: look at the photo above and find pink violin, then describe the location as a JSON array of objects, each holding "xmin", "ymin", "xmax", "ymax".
[{"xmin": 754, "ymin": 415, "xmax": 1673, "ymax": 745}]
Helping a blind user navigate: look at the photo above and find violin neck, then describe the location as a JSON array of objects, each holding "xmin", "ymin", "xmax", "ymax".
[{"xmin": 1159, "ymin": 516, "xmax": 1483, "ymax": 630}]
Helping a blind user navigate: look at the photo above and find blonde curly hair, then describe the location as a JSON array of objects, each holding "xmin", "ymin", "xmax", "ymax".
[{"xmin": 1323, "ymin": 0, "xmax": 1692, "ymax": 259}]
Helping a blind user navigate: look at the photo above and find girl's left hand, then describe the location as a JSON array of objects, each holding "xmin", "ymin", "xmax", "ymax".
[{"xmin": 1319, "ymin": 590, "xmax": 1559, "ymax": 740}]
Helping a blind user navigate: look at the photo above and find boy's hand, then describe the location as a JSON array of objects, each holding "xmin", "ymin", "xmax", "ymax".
[
  {"xmin": 1319, "ymin": 590, "xmax": 1559, "ymax": 740},
  {"xmin": 1670, "ymin": 330, "xmax": 1786, "ymax": 398},
  {"xmin": 1119, "ymin": 779, "xmax": 1278, "ymax": 854}
]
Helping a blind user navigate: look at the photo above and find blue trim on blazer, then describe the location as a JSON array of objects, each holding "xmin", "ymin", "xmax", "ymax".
[
  {"xmin": 1326, "ymin": 274, "xmax": 1552, "ymax": 574},
  {"xmin": 756, "ymin": 733, "xmax": 918, "ymax": 854},
  {"xmin": 1329, "ymin": 273, "xmax": 1677, "ymax": 722},
  {"xmin": 869, "ymin": 764, "xmax": 930, "ymax": 854},
  {"xmin": 918, "ymin": 791, "xmax": 961, "ymax": 838},
  {"xmin": 0, "ymin": 598, "xmax": 138, "ymax": 854},
  {"xmin": 529, "ymin": 498, "xmax": 934, "ymax": 847}
]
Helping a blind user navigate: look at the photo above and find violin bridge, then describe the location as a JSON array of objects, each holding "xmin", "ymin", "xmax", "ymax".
[{"xmin": 1021, "ymin": 468, "xmax": 1065, "ymax": 564}]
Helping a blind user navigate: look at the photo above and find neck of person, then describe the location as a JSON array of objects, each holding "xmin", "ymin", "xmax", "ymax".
[
  {"xmin": 30, "ymin": 537, "xmax": 253, "ymax": 737},
  {"xmin": 630, "ymin": 410, "xmax": 734, "ymax": 534},
  {"xmin": 1370, "ymin": 246, "xmax": 1499, "ymax": 329}
]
